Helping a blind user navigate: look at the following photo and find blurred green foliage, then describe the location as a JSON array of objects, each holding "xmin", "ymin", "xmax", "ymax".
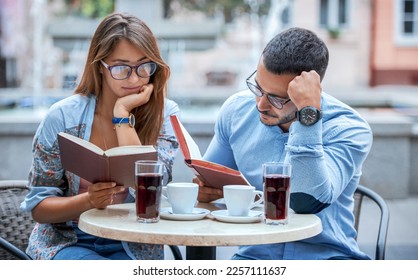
[
  {"xmin": 63, "ymin": 0, "xmax": 114, "ymax": 18},
  {"xmin": 178, "ymin": 0, "xmax": 270, "ymax": 13},
  {"xmin": 168, "ymin": 0, "xmax": 270, "ymax": 22},
  {"xmin": 60, "ymin": 0, "xmax": 269, "ymax": 22}
]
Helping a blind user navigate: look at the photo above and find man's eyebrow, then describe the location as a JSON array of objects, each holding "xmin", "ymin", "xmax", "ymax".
[{"xmin": 254, "ymin": 78, "xmax": 287, "ymax": 99}]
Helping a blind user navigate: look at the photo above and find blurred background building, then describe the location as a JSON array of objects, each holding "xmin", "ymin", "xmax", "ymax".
[
  {"xmin": 1, "ymin": 0, "xmax": 417, "ymax": 96},
  {"xmin": 0, "ymin": 0, "xmax": 418, "ymax": 197},
  {"xmin": 0, "ymin": 0, "xmax": 418, "ymax": 260}
]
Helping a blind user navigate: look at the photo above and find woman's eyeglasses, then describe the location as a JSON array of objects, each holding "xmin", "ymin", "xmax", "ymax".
[
  {"xmin": 246, "ymin": 70, "xmax": 291, "ymax": 110},
  {"xmin": 100, "ymin": 60, "xmax": 157, "ymax": 80}
]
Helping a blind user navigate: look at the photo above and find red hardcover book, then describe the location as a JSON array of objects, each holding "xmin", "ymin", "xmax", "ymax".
[
  {"xmin": 58, "ymin": 132, "xmax": 157, "ymax": 187},
  {"xmin": 170, "ymin": 115, "xmax": 250, "ymax": 189}
]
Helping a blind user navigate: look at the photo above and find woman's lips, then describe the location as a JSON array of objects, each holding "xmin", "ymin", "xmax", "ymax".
[{"xmin": 122, "ymin": 85, "xmax": 141, "ymax": 93}]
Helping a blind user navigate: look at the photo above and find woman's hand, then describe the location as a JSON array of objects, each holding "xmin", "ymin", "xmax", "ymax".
[
  {"xmin": 87, "ymin": 182, "xmax": 125, "ymax": 209},
  {"xmin": 31, "ymin": 182, "xmax": 126, "ymax": 224},
  {"xmin": 113, "ymin": 83, "xmax": 154, "ymax": 117}
]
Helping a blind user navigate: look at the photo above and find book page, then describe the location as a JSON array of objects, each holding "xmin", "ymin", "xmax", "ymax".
[
  {"xmin": 104, "ymin": 145, "xmax": 156, "ymax": 157},
  {"xmin": 169, "ymin": 116, "xmax": 250, "ymax": 189},
  {"xmin": 187, "ymin": 160, "xmax": 250, "ymax": 189},
  {"xmin": 58, "ymin": 132, "xmax": 104, "ymax": 155},
  {"xmin": 175, "ymin": 117, "xmax": 202, "ymax": 160},
  {"xmin": 188, "ymin": 159, "xmax": 242, "ymax": 175},
  {"xmin": 58, "ymin": 132, "xmax": 158, "ymax": 186}
]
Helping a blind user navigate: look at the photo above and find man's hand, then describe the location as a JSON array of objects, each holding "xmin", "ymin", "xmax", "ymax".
[
  {"xmin": 287, "ymin": 70, "xmax": 322, "ymax": 110},
  {"xmin": 193, "ymin": 177, "xmax": 223, "ymax": 203}
]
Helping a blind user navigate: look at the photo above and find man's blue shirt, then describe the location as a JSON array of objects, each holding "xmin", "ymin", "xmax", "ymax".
[{"xmin": 203, "ymin": 90, "xmax": 372, "ymax": 260}]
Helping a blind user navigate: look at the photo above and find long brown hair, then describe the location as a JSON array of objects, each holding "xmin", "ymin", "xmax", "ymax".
[{"xmin": 75, "ymin": 12, "xmax": 170, "ymax": 145}]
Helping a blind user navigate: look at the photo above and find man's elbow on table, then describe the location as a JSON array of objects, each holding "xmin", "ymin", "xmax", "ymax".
[{"xmin": 290, "ymin": 192, "xmax": 330, "ymax": 214}]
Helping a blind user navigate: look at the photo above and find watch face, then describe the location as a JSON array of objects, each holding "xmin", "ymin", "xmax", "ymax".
[
  {"xmin": 300, "ymin": 107, "xmax": 320, "ymax": 126},
  {"xmin": 129, "ymin": 114, "xmax": 135, "ymax": 127}
]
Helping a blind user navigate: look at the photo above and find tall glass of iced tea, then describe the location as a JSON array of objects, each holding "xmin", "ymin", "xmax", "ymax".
[
  {"xmin": 262, "ymin": 162, "xmax": 291, "ymax": 225},
  {"xmin": 135, "ymin": 160, "xmax": 164, "ymax": 223}
]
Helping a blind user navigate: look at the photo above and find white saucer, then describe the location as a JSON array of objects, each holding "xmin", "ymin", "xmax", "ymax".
[
  {"xmin": 160, "ymin": 207, "xmax": 210, "ymax": 221},
  {"xmin": 211, "ymin": 198, "xmax": 264, "ymax": 210},
  {"xmin": 210, "ymin": 210, "xmax": 263, "ymax": 224}
]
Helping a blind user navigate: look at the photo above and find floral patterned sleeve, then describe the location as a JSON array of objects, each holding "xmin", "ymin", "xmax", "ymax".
[
  {"xmin": 21, "ymin": 102, "xmax": 87, "ymax": 212},
  {"xmin": 157, "ymin": 99, "xmax": 180, "ymax": 184},
  {"xmin": 29, "ymin": 135, "xmax": 67, "ymax": 190},
  {"xmin": 21, "ymin": 108, "xmax": 71, "ymax": 212}
]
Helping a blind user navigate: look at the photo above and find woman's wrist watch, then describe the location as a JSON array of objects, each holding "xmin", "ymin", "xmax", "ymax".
[
  {"xmin": 295, "ymin": 106, "xmax": 322, "ymax": 126},
  {"xmin": 112, "ymin": 113, "xmax": 135, "ymax": 128}
]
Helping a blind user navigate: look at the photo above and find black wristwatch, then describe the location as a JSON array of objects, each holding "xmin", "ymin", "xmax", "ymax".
[
  {"xmin": 295, "ymin": 106, "xmax": 322, "ymax": 126},
  {"xmin": 112, "ymin": 113, "xmax": 135, "ymax": 128}
]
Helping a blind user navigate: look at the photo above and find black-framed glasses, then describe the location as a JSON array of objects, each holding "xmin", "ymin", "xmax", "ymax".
[
  {"xmin": 100, "ymin": 60, "xmax": 157, "ymax": 80},
  {"xmin": 246, "ymin": 70, "xmax": 291, "ymax": 110}
]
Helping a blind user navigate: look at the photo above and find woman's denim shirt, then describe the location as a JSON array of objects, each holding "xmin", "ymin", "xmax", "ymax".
[{"xmin": 21, "ymin": 94, "xmax": 179, "ymax": 260}]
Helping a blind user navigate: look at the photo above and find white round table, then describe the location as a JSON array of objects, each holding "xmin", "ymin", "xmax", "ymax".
[{"xmin": 79, "ymin": 202, "xmax": 322, "ymax": 259}]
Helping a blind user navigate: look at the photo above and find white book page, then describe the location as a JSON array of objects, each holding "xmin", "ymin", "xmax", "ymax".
[
  {"xmin": 104, "ymin": 145, "xmax": 156, "ymax": 156},
  {"xmin": 59, "ymin": 132, "xmax": 104, "ymax": 155},
  {"xmin": 59, "ymin": 132, "xmax": 155, "ymax": 157},
  {"xmin": 179, "ymin": 121, "xmax": 202, "ymax": 159}
]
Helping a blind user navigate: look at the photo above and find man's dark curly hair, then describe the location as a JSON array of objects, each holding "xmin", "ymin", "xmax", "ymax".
[{"xmin": 262, "ymin": 27, "xmax": 329, "ymax": 81}]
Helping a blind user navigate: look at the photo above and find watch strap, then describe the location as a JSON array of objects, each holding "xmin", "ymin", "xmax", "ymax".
[{"xmin": 112, "ymin": 114, "xmax": 135, "ymax": 127}]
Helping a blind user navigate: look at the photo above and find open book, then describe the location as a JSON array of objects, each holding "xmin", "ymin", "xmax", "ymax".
[
  {"xmin": 58, "ymin": 132, "xmax": 157, "ymax": 187},
  {"xmin": 170, "ymin": 115, "xmax": 250, "ymax": 189}
]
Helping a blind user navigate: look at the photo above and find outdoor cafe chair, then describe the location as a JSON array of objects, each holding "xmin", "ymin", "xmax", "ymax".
[
  {"xmin": 353, "ymin": 184, "xmax": 390, "ymax": 260},
  {"xmin": 0, "ymin": 180, "xmax": 33, "ymax": 260},
  {"xmin": 0, "ymin": 179, "xmax": 182, "ymax": 260}
]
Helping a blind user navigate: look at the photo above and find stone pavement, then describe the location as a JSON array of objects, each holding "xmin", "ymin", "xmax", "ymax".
[{"xmin": 364, "ymin": 196, "xmax": 418, "ymax": 260}]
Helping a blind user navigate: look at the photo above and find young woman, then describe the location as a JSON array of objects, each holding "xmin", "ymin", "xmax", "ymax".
[{"xmin": 20, "ymin": 12, "xmax": 180, "ymax": 260}]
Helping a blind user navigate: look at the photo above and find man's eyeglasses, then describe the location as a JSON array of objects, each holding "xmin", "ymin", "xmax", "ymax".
[
  {"xmin": 246, "ymin": 70, "xmax": 291, "ymax": 110},
  {"xmin": 100, "ymin": 60, "xmax": 157, "ymax": 80}
]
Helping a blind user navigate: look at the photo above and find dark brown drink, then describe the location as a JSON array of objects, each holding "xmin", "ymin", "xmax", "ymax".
[
  {"xmin": 135, "ymin": 173, "xmax": 163, "ymax": 223},
  {"xmin": 264, "ymin": 175, "xmax": 290, "ymax": 224}
]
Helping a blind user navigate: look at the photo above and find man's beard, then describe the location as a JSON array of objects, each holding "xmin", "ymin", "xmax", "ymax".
[{"xmin": 257, "ymin": 106, "xmax": 297, "ymax": 126}]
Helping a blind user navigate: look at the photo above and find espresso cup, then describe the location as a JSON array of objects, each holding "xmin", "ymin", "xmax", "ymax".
[
  {"xmin": 162, "ymin": 182, "xmax": 198, "ymax": 214},
  {"xmin": 223, "ymin": 185, "xmax": 263, "ymax": 216}
]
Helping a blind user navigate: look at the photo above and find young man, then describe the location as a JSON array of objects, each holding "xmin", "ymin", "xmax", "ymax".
[{"xmin": 197, "ymin": 27, "xmax": 373, "ymax": 260}]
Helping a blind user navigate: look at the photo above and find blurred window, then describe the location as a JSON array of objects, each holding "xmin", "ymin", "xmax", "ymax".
[
  {"xmin": 282, "ymin": 5, "xmax": 290, "ymax": 26},
  {"xmin": 395, "ymin": 0, "xmax": 418, "ymax": 46},
  {"xmin": 319, "ymin": 0, "xmax": 349, "ymax": 29}
]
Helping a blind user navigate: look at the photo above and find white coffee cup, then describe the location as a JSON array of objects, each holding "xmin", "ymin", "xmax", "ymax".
[
  {"xmin": 223, "ymin": 185, "xmax": 264, "ymax": 216},
  {"xmin": 162, "ymin": 182, "xmax": 198, "ymax": 214}
]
